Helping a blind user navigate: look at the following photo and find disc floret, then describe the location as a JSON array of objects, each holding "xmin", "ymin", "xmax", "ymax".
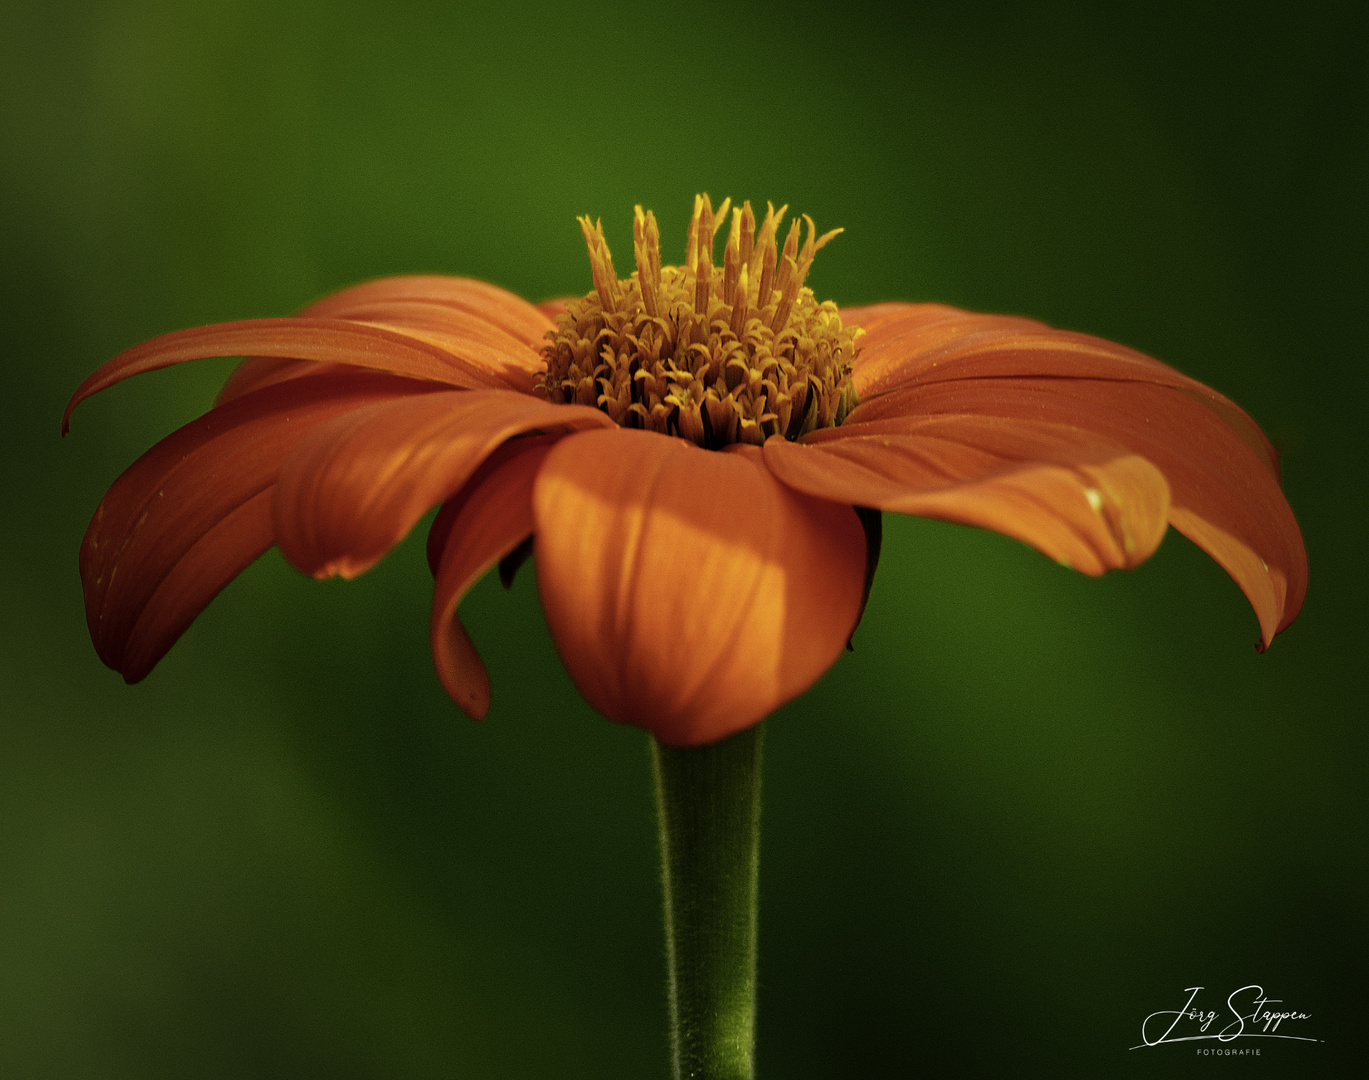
[{"xmin": 538, "ymin": 196, "xmax": 861, "ymax": 448}]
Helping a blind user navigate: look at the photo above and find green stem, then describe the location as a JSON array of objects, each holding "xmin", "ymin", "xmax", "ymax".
[{"xmin": 652, "ymin": 725, "xmax": 763, "ymax": 1080}]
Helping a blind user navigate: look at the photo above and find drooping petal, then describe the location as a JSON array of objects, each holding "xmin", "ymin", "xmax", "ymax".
[
  {"xmin": 765, "ymin": 415, "xmax": 1172, "ymax": 576},
  {"xmin": 117, "ymin": 491, "xmax": 274, "ymax": 682},
  {"xmin": 847, "ymin": 307, "xmax": 1280, "ymax": 477},
  {"xmin": 532, "ymin": 429, "xmax": 867, "ymax": 747},
  {"xmin": 427, "ymin": 437, "xmax": 558, "ymax": 718},
  {"xmin": 273, "ymin": 390, "xmax": 612, "ymax": 580},
  {"xmin": 806, "ymin": 375, "xmax": 1304, "ymax": 645},
  {"xmin": 64, "ymin": 318, "xmax": 513, "ymax": 432},
  {"xmin": 80, "ymin": 373, "xmax": 437, "ymax": 681}
]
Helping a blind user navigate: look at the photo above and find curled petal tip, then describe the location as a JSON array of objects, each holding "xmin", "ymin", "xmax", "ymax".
[
  {"xmin": 428, "ymin": 437, "xmax": 555, "ymax": 719},
  {"xmin": 435, "ymin": 616, "xmax": 493, "ymax": 720}
]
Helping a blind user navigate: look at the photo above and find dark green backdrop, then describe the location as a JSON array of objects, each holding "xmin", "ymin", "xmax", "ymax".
[{"xmin": 2, "ymin": 1, "xmax": 1364, "ymax": 1076}]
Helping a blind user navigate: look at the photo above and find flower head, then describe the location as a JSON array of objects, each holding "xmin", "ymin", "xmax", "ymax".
[
  {"xmin": 66, "ymin": 197, "xmax": 1306, "ymax": 746},
  {"xmin": 539, "ymin": 197, "xmax": 857, "ymax": 447}
]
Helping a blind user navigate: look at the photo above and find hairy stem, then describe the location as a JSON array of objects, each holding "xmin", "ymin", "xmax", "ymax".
[{"xmin": 652, "ymin": 725, "xmax": 763, "ymax": 1080}]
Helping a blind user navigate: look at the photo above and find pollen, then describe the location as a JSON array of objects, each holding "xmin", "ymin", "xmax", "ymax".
[{"xmin": 537, "ymin": 196, "xmax": 862, "ymax": 448}]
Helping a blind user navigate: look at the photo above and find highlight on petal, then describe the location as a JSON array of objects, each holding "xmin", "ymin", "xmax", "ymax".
[
  {"xmin": 820, "ymin": 375, "xmax": 1305, "ymax": 645},
  {"xmin": 766, "ymin": 415, "xmax": 1172, "ymax": 576},
  {"xmin": 64, "ymin": 317, "xmax": 512, "ymax": 433},
  {"xmin": 532, "ymin": 429, "xmax": 867, "ymax": 747},
  {"xmin": 273, "ymin": 390, "xmax": 613, "ymax": 581},
  {"xmin": 427, "ymin": 437, "xmax": 558, "ymax": 718},
  {"xmin": 80, "ymin": 373, "xmax": 437, "ymax": 681}
]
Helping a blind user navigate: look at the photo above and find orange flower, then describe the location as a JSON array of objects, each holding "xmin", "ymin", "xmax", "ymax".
[{"xmin": 65, "ymin": 197, "xmax": 1306, "ymax": 747}]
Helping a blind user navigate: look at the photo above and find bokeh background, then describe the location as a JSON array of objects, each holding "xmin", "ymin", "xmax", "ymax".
[{"xmin": 2, "ymin": 0, "xmax": 1365, "ymax": 1076}]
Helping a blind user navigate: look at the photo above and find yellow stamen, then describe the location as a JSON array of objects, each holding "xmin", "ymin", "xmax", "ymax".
[
  {"xmin": 711, "ymin": 197, "xmax": 732, "ymax": 243},
  {"xmin": 540, "ymin": 196, "xmax": 861, "ymax": 449},
  {"xmin": 752, "ymin": 203, "xmax": 783, "ymax": 317},
  {"xmin": 723, "ymin": 208, "xmax": 742, "ymax": 304},
  {"xmin": 730, "ymin": 263, "xmax": 750, "ymax": 337},
  {"xmin": 739, "ymin": 201, "xmax": 756, "ymax": 270},
  {"xmin": 773, "ymin": 217, "xmax": 801, "ymax": 304},
  {"xmin": 578, "ymin": 216, "xmax": 619, "ymax": 313},
  {"xmin": 633, "ymin": 206, "xmax": 659, "ymax": 318},
  {"xmin": 695, "ymin": 196, "xmax": 714, "ymax": 316}
]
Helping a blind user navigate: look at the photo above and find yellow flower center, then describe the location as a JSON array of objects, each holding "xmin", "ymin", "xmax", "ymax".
[{"xmin": 538, "ymin": 196, "xmax": 861, "ymax": 448}]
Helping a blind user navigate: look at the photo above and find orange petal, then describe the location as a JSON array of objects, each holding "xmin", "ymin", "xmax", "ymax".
[
  {"xmin": 532, "ymin": 429, "xmax": 867, "ymax": 746},
  {"xmin": 536, "ymin": 296, "xmax": 576, "ymax": 322},
  {"xmin": 848, "ymin": 306, "xmax": 1279, "ymax": 474},
  {"xmin": 273, "ymin": 390, "xmax": 612, "ymax": 580},
  {"xmin": 428, "ymin": 437, "xmax": 558, "ymax": 718},
  {"xmin": 64, "ymin": 317, "xmax": 516, "ymax": 433},
  {"xmin": 217, "ymin": 277, "xmax": 555, "ymax": 407},
  {"xmin": 766, "ymin": 416, "xmax": 1172, "ymax": 576},
  {"xmin": 214, "ymin": 308, "xmax": 544, "ymax": 405},
  {"xmin": 820, "ymin": 376, "xmax": 1303, "ymax": 645},
  {"xmin": 215, "ymin": 356, "xmax": 356, "ymax": 406},
  {"xmin": 839, "ymin": 301, "xmax": 963, "ymax": 335},
  {"xmin": 848, "ymin": 304, "xmax": 1046, "ymax": 398},
  {"xmin": 81, "ymin": 373, "xmax": 433, "ymax": 681},
  {"xmin": 316, "ymin": 302, "xmax": 540, "ymax": 373},
  {"xmin": 117, "ymin": 491, "xmax": 275, "ymax": 682},
  {"xmin": 302, "ymin": 275, "xmax": 556, "ymax": 352}
]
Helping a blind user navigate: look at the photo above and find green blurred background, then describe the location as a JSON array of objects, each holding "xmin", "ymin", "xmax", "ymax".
[{"xmin": 2, "ymin": 0, "xmax": 1365, "ymax": 1076}]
